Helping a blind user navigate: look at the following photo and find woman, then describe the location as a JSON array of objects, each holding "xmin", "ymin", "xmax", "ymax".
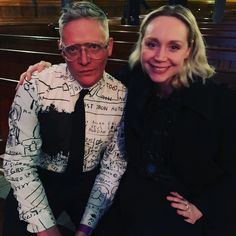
[
  {"xmin": 17, "ymin": 4, "xmax": 236, "ymax": 236},
  {"xmin": 109, "ymin": 4, "xmax": 236, "ymax": 236}
]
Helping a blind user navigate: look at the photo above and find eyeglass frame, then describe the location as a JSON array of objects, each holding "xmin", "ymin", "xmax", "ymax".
[{"xmin": 59, "ymin": 41, "xmax": 109, "ymax": 61}]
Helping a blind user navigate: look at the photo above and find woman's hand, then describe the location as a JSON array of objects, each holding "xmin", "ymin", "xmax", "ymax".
[
  {"xmin": 166, "ymin": 191, "xmax": 203, "ymax": 224},
  {"xmin": 16, "ymin": 60, "xmax": 52, "ymax": 89}
]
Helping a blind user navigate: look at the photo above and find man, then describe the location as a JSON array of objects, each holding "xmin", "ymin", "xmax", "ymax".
[{"xmin": 3, "ymin": 1, "xmax": 127, "ymax": 236}]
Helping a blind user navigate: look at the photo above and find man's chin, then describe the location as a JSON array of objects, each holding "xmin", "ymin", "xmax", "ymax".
[{"xmin": 75, "ymin": 75, "xmax": 100, "ymax": 88}]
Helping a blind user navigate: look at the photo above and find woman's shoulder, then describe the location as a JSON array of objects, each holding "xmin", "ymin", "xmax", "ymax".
[
  {"xmin": 189, "ymin": 77, "xmax": 234, "ymax": 98},
  {"xmin": 187, "ymin": 77, "xmax": 236, "ymax": 116}
]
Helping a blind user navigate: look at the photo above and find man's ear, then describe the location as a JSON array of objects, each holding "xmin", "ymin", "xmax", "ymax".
[
  {"xmin": 58, "ymin": 40, "xmax": 66, "ymax": 59},
  {"xmin": 58, "ymin": 39, "xmax": 62, "ymax": 50},
  {"xmin": 107, "ymin": 37, "xmax": 113, "ymax": 56}
]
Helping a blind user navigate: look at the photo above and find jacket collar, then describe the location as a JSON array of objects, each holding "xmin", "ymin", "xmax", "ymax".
[{"xmin": 131, "ymin": 64, "xmax": 216, "ymax": 121}]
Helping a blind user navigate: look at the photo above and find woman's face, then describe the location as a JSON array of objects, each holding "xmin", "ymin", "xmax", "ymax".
[{"xmin": 141, "ymin": 16, "xmax": 191, "ymax": 85}]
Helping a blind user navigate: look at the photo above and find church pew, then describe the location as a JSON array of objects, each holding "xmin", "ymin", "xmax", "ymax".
[
  {"xmin": 0, "ymin": 48, "xmax": 127, "ymax": 81},
  {"xmin": 0, "ymin": 78, "xmax": 17, "ymax": 154},
  {"xmin": 110, "ymin": 30, "xmax": 139, "ymax": 42},
  {"xmin": 0, "ymin": 45, "xmax": 235, "ymax": 85},
  {"xmin": 203, "ymin": 34, "xmax": 236, "ymax": 48},
  {"xmin": 1, "ymin": 31, "xmax": 236, "ymax": 64},
  {"xmin": 0, "ymin": 34, "xmax": 134, "ymax": 60},
  {"xmin": 0, "ymin": 34, "xmax": 59, "ymax": 53},
  {"xmin": 0, "ymin": 31, "xmax": 236, "ymax": 82},
  {"xmin": 110, "ymin": 31, "xmax": 236, "ymax": 48},
  {"xmin": 1, "ymin": 22, "xmax": 236, "ymax": 41},
  {"xmin": 109, "ymin": 21, "xmax": 236, "ymax": 32},
  {"xmin": 206, "ymin": 46, "xmax": 236, "ymax": 73},
  {"xmin": 200, "ymin": 28, "xmax": 236, "ymax": 37},
  {"xmin": 0, "ymin": 23, "xmax": 58, "ymax": 37},
  {"xmin": 198, "ymin": 22, "xmax": 236, "ymax": 29}
]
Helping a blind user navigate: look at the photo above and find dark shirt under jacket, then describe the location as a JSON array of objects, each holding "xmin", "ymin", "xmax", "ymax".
[{"xmin": 115, "ymin": 63, "xmax": 236, "ymax": 236}]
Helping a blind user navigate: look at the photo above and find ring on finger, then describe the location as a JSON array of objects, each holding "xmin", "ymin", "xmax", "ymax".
[{"xmin": 184, "ymin": 202, "xmax": 190, "ymax": 211}]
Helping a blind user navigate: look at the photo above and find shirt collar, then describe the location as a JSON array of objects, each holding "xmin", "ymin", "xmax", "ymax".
[{"xmin": 66, "ymin": 68, "xmax": 106, "ymax": 96}]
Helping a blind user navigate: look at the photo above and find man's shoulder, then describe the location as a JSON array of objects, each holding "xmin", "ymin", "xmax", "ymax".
[
  {"xmin": 90, "ymin": 72, "xmax": 127, "ymax": 103},
  {"xmin": 33, "ymin": 63, "xmax": 72, "ymax": 89},
  {"xmin": 104, "ymin": 72, "xmax": 127, "ymax": 90},
  {"xmin": 34, "ymin": 63, "xmax": 67, "ymax": 82}
]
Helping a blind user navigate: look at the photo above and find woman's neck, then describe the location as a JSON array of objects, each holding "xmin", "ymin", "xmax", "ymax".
[{"xmin": 156, "ymin": 82, "xmax": 174, "ymax": 99}]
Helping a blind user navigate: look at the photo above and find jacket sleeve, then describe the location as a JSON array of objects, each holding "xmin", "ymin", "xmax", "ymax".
[
  {"xmin": 80, "ymin": 109, "xmax": 127, "ymax": 230},
  {"xmin": 3, "ymin": 79, "xmax": 56, "ymax": 233},
  {"xmin": 193, "ymin": 88, "xmax": 236, "ymax": 234}
]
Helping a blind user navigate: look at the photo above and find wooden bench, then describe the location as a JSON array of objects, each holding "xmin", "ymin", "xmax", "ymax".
[
  {"xmin": 0, "ymin": 78, "xmax": 17, "ymax": 155},
  {"xmin": 207, "ymin": 46, "xmax": 236, "ymax": 72},
  {"xmin": 0, "ymin": 45, "xmax": 236, "ymax": 84},
  {"xmin": 110, "ymin": 30, "xmax": 139, "ymax": 42},
  {"xmin": 0, "ymin": 34, "xmax": 134, "ymax": 60},
  {"xmin": 198, "ymin": 22, "xmax": 236, "ymax": 30},
  {"xmin": 0, "ymin": 23, "xmax": 58, "ymax": 37},
  {"xmin": 0, "ymin": 35, "xmax": 236, "ymax": 77},
  {"xmin": 200, "ymin": 28, "xmax": 236, "ymax": 37},
  {"xmin": 0, "ymin": 34, "xmax": 59, "ymax": 53},
  {"xmin": 0, "ymin": 48, "xmax": 127, "ymax": 81},
  {"xmin": 203, "ymin": 34, "xmax": 236, "ymax": 48}
]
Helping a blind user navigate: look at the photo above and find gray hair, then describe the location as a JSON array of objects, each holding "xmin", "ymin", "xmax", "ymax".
[
  {"xmin": 129, "ymin": 4, "xmax": 215, "ymax": 88},
  {"xmin": 58, "ymin": 1, "xmax": 109, "ymax": 41}
]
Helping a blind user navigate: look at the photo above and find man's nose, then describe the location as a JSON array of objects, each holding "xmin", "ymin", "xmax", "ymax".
[{"xmin": 79, "ymin": 48, "xmax": 90, "ymax": 65}]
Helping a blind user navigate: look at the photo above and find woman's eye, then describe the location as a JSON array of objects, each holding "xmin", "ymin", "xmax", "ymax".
[
  {"xmin": 145, "ymin": 41, "xmax": 158, "ymax": 49},
  {"xmin": 170, "ymin": 44, "xmax": 180, "ymax": 50}
]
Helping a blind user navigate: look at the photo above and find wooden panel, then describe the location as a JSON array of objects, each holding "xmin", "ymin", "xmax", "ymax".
[
  {"xmin": 0, "ymin": 23, "xmax": 59, "ymax": 36},
  {"xmin": 0, "ymin": 78, "xmax": 17, "ymax": 154},
  {"xmin": 203, "ymin": 34, "xmax": 236, "ymax": 48},
  {"xmin": 0, "ymin": 49, "xmax": 63, "ymax": 81}
]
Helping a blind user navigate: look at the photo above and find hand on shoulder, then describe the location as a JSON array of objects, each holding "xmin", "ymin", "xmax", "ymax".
[{"xmin": 16, "ymin": 61, "xmax": 52, "ymax": 90}]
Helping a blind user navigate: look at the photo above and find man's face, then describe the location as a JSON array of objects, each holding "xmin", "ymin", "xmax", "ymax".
[{"xmin": 61, "ymin": 18, "xmax": 113, "ymax": 87}]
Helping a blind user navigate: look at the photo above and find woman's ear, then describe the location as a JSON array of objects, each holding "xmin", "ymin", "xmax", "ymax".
[{"xmin": 185, "ymin": 39, "xmax": 194, "ymax": 59}]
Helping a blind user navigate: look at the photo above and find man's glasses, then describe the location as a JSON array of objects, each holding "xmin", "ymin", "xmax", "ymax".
[{"xmin": 60, "ymin": 42, "xmax": 108, "ymax": 61}]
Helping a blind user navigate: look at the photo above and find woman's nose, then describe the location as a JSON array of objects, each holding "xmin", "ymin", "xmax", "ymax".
[{"xmin": 154, "ymin": 47, "xmax": 167, "ymax": 61}]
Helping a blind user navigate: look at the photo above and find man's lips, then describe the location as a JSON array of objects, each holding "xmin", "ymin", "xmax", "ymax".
[{"xmin": 78, "ymin": 69, "xmax": 95, "ymax": 74}]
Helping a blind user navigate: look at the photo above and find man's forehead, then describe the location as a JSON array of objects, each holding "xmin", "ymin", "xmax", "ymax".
[{"xmin": 61, "ymin": 18, "xmax": 107, "ymax": 44}]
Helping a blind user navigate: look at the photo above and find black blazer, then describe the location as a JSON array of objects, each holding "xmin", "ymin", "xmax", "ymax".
[{"xmin": 123, "ymin": 64, "xmax": 236, "ymax": 235}]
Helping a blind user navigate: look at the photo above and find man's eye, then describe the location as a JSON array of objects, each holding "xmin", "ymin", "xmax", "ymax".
[
  {"xmin": 67, "ymin": 45, "xmax": 78, "ymax": 53},
  {"xmin": 88, "ymin": 43, "xmax": 102, "ymax": 50}
]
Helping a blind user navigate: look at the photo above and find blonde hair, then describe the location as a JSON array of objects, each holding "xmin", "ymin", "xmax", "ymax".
[{"xmin": 129, "ymin": 4, "xmax": 215, "ymax": 88}]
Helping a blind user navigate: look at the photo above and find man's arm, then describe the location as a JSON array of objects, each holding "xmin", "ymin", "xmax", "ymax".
[
  {"xmin": 4, "ymin": 79, "xmax": 58, "ymax": 234},
  {"xmin": 79, "ymin": 110, "xmax": 127, "ymax": 235}
]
